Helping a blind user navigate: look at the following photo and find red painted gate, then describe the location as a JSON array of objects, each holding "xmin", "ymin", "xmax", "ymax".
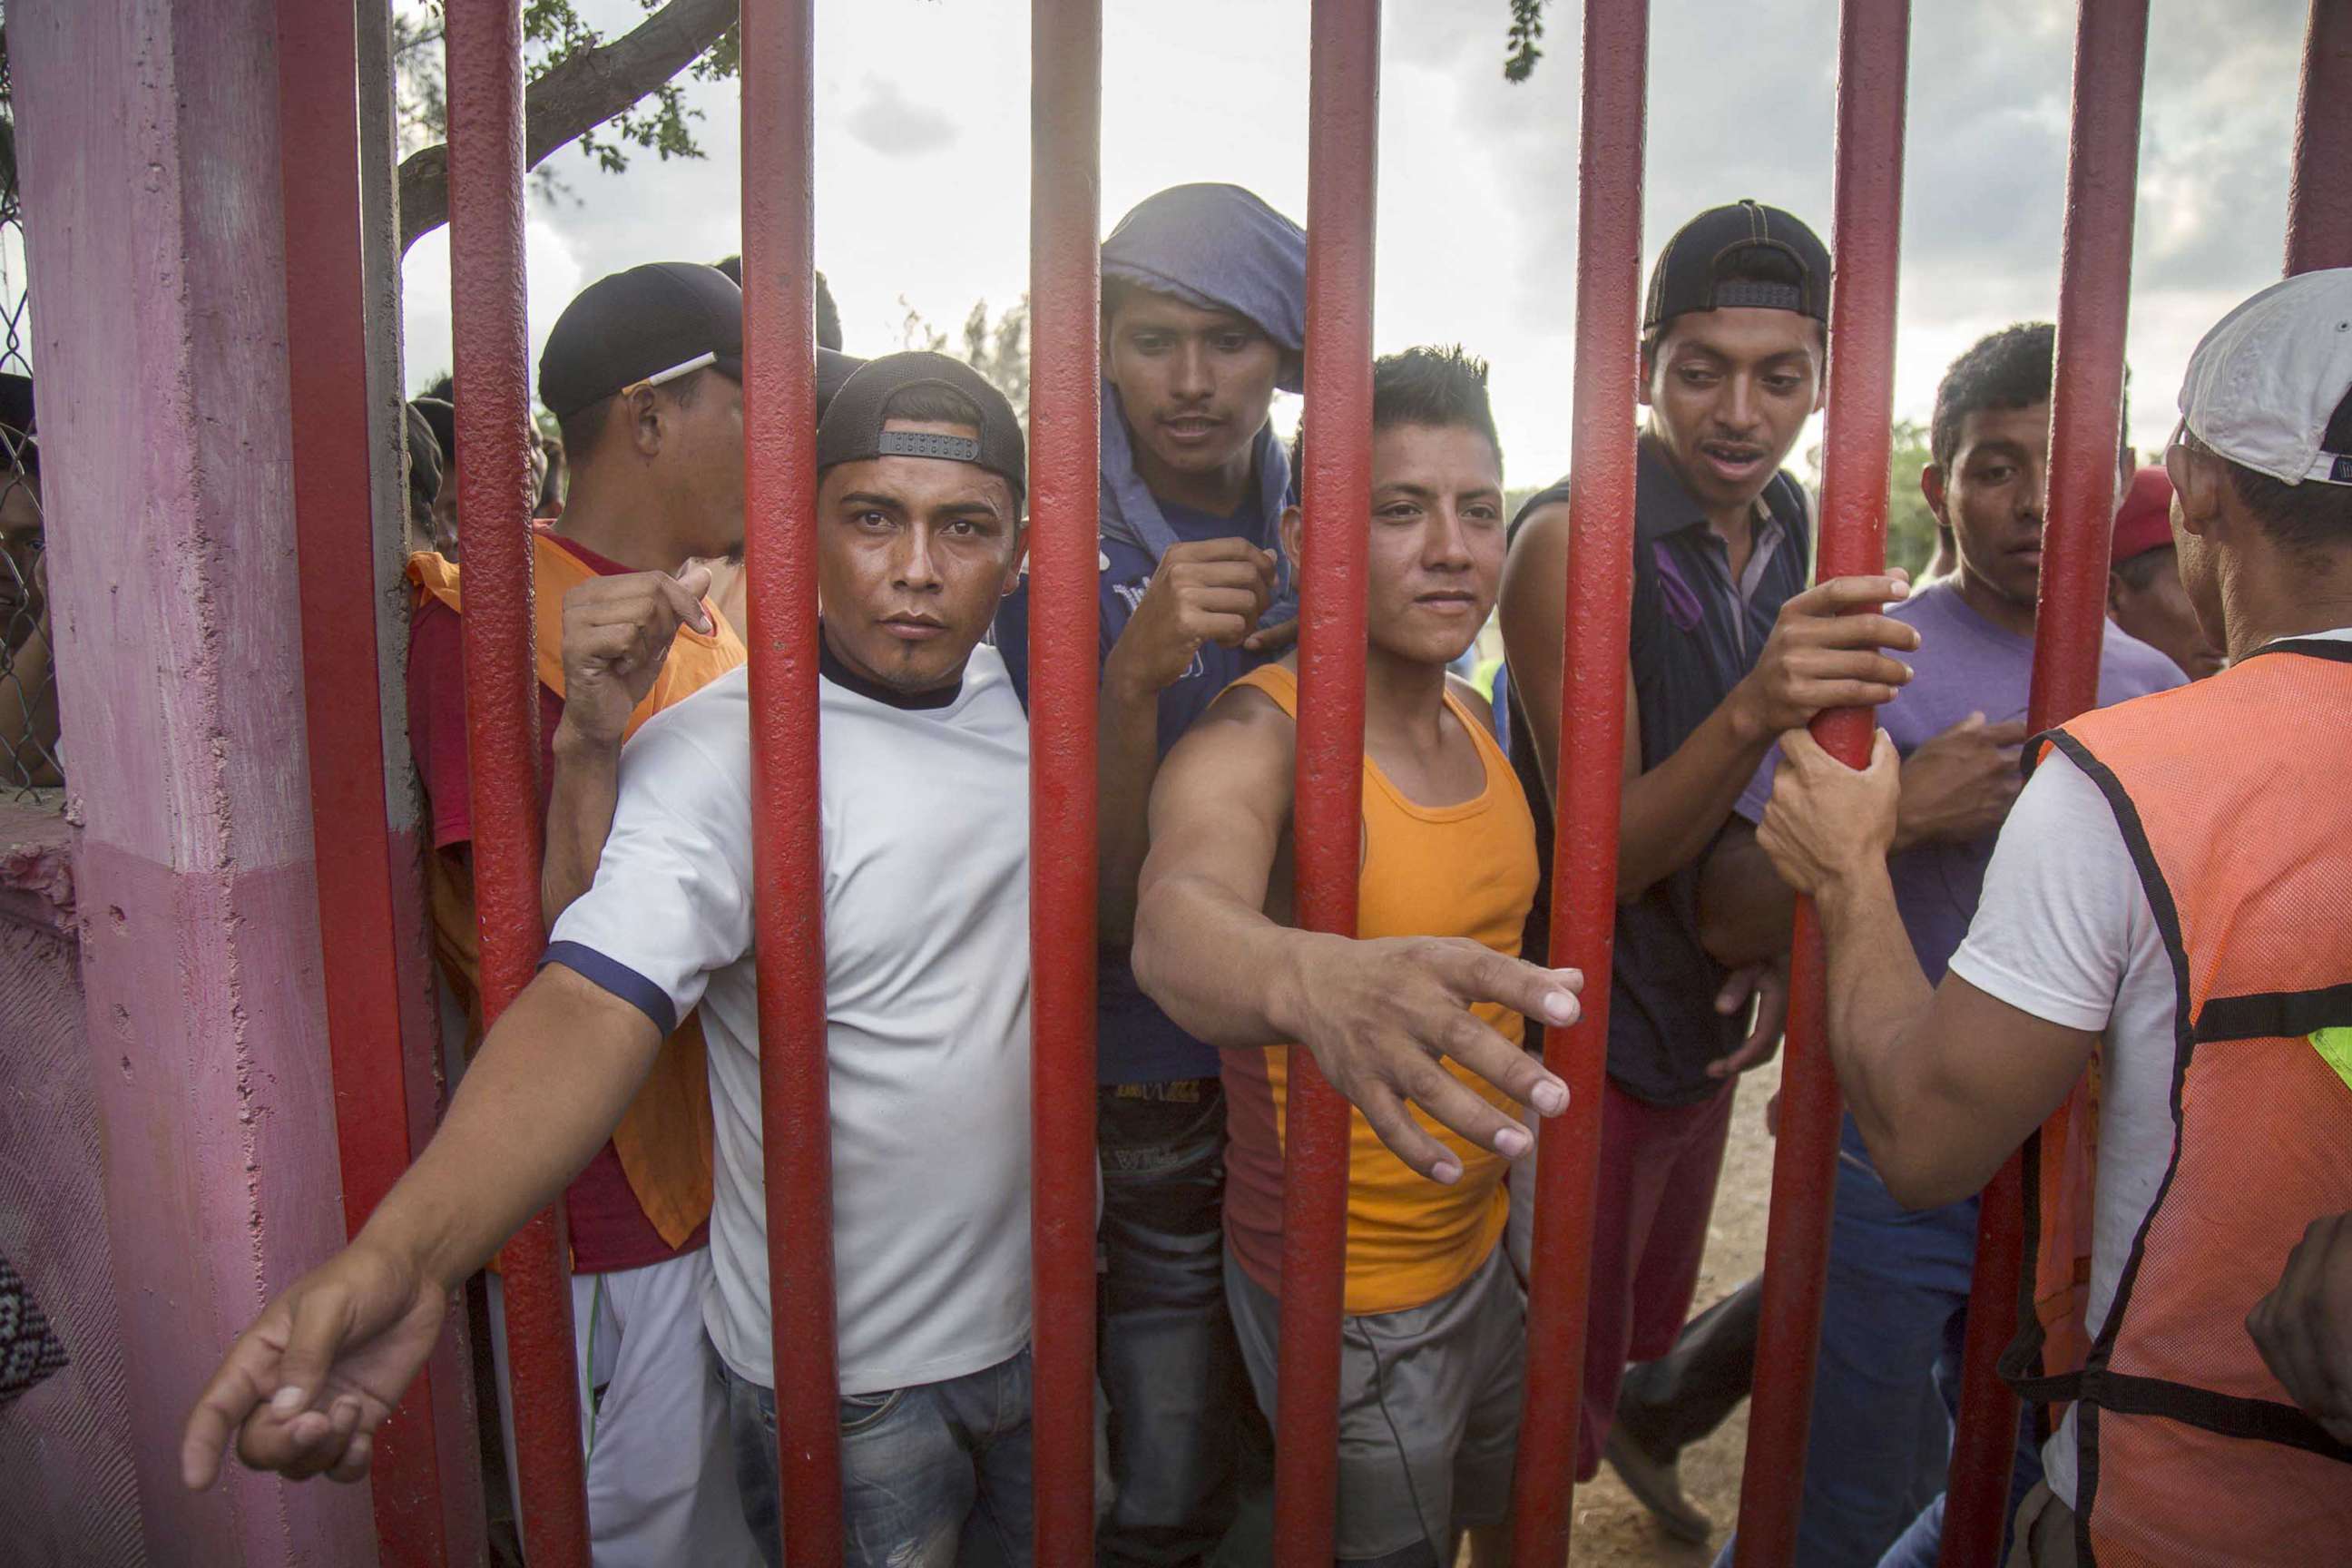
[{"xmin": 271, "ymin": 3, "xmax": 2352, "ymax": 1563}]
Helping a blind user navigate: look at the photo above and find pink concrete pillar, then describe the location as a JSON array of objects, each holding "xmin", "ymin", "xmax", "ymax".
[{"xmin": 13, "ymin": 1, "xmax": 379, "ymax": 1562}]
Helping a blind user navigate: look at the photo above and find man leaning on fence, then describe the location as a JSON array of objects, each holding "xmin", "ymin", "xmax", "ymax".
[
  {"xmin": 1494, "ymin": 201, "xmax": 1918, "ymax": 1534},
  {"xmin": 1749, "ymin": 268, "xmax": 2352, "ymax": 1567},
  {"xmin": 1135, "ymin": 345, "xmax": 1584, "ymax": 1568}
]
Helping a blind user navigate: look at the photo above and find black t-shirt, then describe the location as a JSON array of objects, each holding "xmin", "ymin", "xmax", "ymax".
[{"xmin": 1506, "ymin": 436, "xmax": 1812, "ymax": 1105}]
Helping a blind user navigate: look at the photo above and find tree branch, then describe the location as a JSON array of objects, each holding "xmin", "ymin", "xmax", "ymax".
[{"xmin": 397, "ymin": 0, "xmax": 740, "ymax": 255}]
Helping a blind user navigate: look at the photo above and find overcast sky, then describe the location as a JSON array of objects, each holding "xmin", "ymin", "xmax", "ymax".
[{"xmin": 399, "ymin": 0, "xmax": 2308, "ymax": 488}]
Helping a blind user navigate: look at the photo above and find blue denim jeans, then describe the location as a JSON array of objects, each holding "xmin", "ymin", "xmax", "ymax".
[
  {"xmin": 1874, "ymin": 1393, "xmax": 2043, "ymax": 1568},
  {"xmin": 1714, "ymin": 1123, "xmax": 2043, "ymax": 1568},
  {"xmin": 723, "ymin": 1348, "xmax": 1034, "ymax": 1568},
  {"xmin": 1097, "ymin": 1079, "xmax": 1271, "ymax": 1566}
]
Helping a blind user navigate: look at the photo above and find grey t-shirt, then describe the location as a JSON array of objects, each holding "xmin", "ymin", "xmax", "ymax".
[{"xmin": 547, "ymin": 651, "xmax": 1034, "ymax": 1396}]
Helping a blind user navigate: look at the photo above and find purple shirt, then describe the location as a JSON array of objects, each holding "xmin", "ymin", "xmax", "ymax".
[{"xmin": 1734, "ymin": 580, "xmax": 2184, "ymax": 984}]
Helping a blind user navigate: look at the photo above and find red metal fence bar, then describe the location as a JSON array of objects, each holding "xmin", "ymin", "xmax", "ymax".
[
  {"xmin": 273, "ymin": 2, "xmax": 452, "ymax": 1561},
  {"xmin": 1027, "ymin": 0, "xmax": 1105, "ymax": 1559},
  {"xmin": 1506, "ymin": 0, "xmax": 1649, "ymax": 1559},
  {"xmin": 1732, "ymin": 4, "xmax": 1910, "ymax": 1562},
  {"xmin": 1936, "ymin": 5, "xmax": 2149, "ymax": 1563},
  {"xmin": 444, "ymin": 1, "xmax": 592, "ymax": 1561},
  {"xmin": 738, "ymin": 1, "xmax": 842, "ymax": 1563},
  {"xmin": 1271, "ymin": 2, "xmax": 1380, "ymax": 1560},
  {"xmin": 2288, "ymin": 0, "xmax": 2352, "ymax": 276}
]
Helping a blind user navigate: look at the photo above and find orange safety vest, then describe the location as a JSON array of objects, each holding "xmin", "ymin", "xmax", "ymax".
[
  {"xmin": 2004, "ymin": 638, "xmax": 2352, "ymax": 1565},
  {"xmin": 406, "ymin": 529, "xmax": 747, "ymax": 1250}
]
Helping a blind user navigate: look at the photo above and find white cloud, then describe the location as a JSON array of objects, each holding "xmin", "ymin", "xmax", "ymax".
[{"xmin": 843, "ymin": 75, "xmax": 960, "ymax": 158}]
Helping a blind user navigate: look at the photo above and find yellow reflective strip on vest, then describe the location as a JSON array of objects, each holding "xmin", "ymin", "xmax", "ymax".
[{"xmin": 2312, "ymin": 1027, "xmax": 2352, "ymax": 1095}]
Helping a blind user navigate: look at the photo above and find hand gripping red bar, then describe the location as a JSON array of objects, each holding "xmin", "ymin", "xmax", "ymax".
[
  {"xmin": 1938, "ymin": 6, "xmax": 2149, "ymax": 1564},
  {"xmin": 443, "ymin": 2, "xmax": 591, "ymax": 1562},
  {"xmin": 274, "ymin": 1, "xmax": 458, "ymax": 1560},
  {"xmin": 1271, "ymin": 3, "xmax": 1380, "ymax": 1561},
  {"xmin": 1732, "ymin": 5, "xmax": 1910, "ymax": 1563},
  {"xmin": 1505, "ymin": 1, "xmax": 1649, "ymax": 1560},
  {"xmin": 738, "ymin": 3, "xmax": 844, "ymax": 1563},
  {"xmin": 1028, "ymin": 0, "xmax": 1106, "ymax": 1560},
  {"xmin": 2288, "ymin": 0, "xmax": 2352, "ymax": 277}
]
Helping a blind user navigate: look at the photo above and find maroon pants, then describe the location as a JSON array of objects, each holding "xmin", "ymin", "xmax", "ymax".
[{"xmin": 1575, "ymin": 1075, "xmax": 1739, "ymax": 1480}]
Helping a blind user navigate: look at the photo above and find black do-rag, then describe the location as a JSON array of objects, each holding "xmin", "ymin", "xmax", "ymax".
[{"xmin": 816, "ymin": 351, "xmax": 1025, "ymax": 506}]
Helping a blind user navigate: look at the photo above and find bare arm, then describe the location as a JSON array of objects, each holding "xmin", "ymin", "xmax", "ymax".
[
  {"xmin": 366, "ymin": 965, "xmax": 663, "ymax": 1286},
  {"xmin": 1698, "ymin": 819, "xmax": 1797, "ymax": 969},
  {"xmin": 542, "ymin": 564, "xmax": 714, "ymax": 923},
  {"xmin": 1755, "ymin": 730, "xmax": 2096, "ymax": 1209},
  {"xmin": 1093, "ymin": 670, "xmax": 1167, "ymax": 950},
  {"xmin": 1094, "ymin": 539, "xmax": 1278, "ymax": 946},
  {"xmin": 1132, "ymin": 685, "xmax": 1582, "ymax": 1181},
  {"xmin": 181, "ymin": 965, "xmax": 662, "ymax": 1489},
  {"xmin": 543, "ymin": 731, "xmax": 622, "ymax": 925},
  {"xmin": 1499, "ymin": 502, "xmax": 1917, "ymax": 903}
]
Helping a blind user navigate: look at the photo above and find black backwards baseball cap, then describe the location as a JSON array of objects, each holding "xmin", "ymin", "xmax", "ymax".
[
  {"xmin": 816, "ymin": 351, "xmax": 1026, "ymax": 506},
  {"xmin": 1644, "ymin": 200, "xmax": 1831, "ymax": 334},
  {"xmin": 537, "ymin": 261, "xmax": 745, "ymax": 421},
  {"xmin": 537, "ymin": 260, "xmax": 868, "ymax": 426}
]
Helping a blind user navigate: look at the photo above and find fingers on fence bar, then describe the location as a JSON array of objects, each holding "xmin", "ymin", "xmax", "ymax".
[
  {"xmin": 1506, "ymin": 0, "xmax": 1649, "ymax": 1558},
  {"xmin": 444, "ymin": 0, "xmax": 590, "ymax": 1559},
  {"xmin": 1731, "ymin": 5, "xmax": 1911, "ymax": 1563},
  {"xmin": 1027, "ymin": 0, "xmax": 1104, "ymax": 1561},
  {"xmin": 1270, "ymin": 4, "xmax": 1381, "ymax": 1562}
]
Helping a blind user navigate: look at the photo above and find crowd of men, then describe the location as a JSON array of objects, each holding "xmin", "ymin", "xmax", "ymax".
[{"xmin": 176, "ymin": 182, "xmax": 2351, "ymax": 1568}]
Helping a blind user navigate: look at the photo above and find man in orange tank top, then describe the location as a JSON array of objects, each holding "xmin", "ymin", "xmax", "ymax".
[
  {"xmin": 1749, "ymin": 270, "xmax": 2352, "ymax": 1565},
  {"xmin": 404, "ymin": 264, "xmax": 760, "ymax": 1564},
  {"xmin": 1134, "ymin": 347, "xmax": 1583, "ymax": 1568}
]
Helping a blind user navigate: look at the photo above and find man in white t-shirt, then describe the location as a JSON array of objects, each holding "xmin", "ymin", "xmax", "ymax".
[
  {"xmin": 1747, "ymin": 270, "xmax": 2352, "ymax": 1567},
  {"xmin": 550, "ymin": 352, "xmax": 1044, "ymax": 1565},
  {"xmin": 176, "ymin": 349, "xmax": 1040, "ymax": 1567}
]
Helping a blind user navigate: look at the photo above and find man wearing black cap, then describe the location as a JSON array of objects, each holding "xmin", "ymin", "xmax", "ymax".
[
  {"xmin": 1496, "ymin": 200, "xmax": 1918, "ymax": 1528},
  {"xmin": 403, "ymin": 261, "xmax": 758, "ymax": 1564},
  {"xmin": 185, "ymin": 352, "xmax": 1039, "ymax": 1567}
]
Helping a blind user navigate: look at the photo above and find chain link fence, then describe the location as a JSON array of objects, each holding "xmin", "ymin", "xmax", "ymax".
[{"xmin": 0, "ymin": 27, "xmax": 60, "ymax": 800}]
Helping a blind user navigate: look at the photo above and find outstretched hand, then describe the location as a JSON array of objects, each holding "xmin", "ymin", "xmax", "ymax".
[
  {"xmin": 180, "ymin": 1242, "xmax": 448, "ymax": 1491},
  {"xmin": 1289, "ymin": 935, "xmax": 1581, "ymax": 1182}
]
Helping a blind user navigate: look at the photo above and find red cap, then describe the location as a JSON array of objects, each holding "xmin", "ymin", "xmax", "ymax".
[{"xmin": 2110, "ymin": 466, "xmax": 2175, "ymax": 566}]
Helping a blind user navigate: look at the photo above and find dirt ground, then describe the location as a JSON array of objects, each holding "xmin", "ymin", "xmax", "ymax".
[{"xmin": 1557, "ymin": 1055, "xmax": 1779, "ymax": 1568}]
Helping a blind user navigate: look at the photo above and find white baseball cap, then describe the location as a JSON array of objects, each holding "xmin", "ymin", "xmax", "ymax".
[{"xmin": 2178, "ymin": 267, "xmax": 2352, "ymax": 487}]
